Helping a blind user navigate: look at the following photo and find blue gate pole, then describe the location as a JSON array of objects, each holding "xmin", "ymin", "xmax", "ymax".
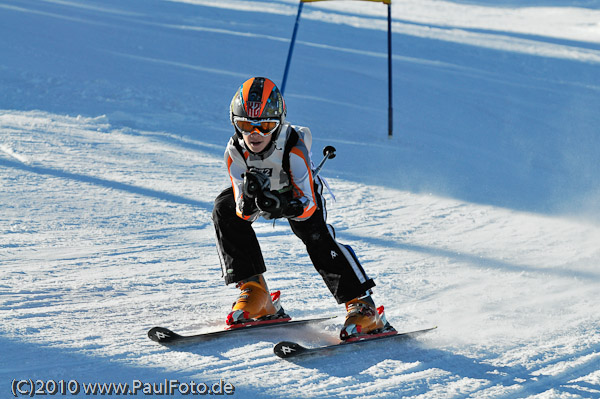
[
  {"xmin": 387, "ymin": 2, "xmax": 393, "ymax": 137},
  {"xmin": 281, "ymin": 1, "xmax": 304, "ymax": 95}
]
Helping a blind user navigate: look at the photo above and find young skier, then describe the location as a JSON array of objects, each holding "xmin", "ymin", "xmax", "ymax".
[{"xmin": 212, "ymin": 77, "xmax": 388, "ymax": 339}]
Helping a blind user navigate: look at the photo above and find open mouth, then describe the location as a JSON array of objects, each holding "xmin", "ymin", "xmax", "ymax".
[{"xmin": 249, "ymin": 139, "xmax": 264, "ymax": 146}]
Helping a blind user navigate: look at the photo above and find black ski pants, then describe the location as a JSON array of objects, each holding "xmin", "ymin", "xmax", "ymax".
[{"xmin": 212, "ymin": 186, "xmax": 375, "ymax": 304}]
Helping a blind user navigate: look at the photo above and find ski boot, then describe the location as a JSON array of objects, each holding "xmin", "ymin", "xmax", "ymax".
[
  {"xmin": 340, "ymin": 296, "xmax": 392, "ymax": 340},
  {"xmin": 226, "ymin": 274, "xmax": 288, "ymax": 326}
]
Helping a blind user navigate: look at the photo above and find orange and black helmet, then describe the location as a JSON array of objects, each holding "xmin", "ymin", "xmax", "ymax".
[{"xmin": 230, "ymin": 77, "xmax": 286, "ymax": 137}]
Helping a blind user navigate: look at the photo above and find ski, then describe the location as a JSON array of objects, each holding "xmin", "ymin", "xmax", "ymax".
[
  {"xmin": 273, "ymin": 326, "xmax": 437, "ymax": 359},
  {"xmin": 148, "ymin": 315, "xmax": 337, "ymax": 345}
]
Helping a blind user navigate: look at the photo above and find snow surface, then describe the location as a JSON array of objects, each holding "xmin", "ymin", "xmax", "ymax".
[{"xmin": 1, "ymin": 0, "xmax": 600, "ymax": 398}]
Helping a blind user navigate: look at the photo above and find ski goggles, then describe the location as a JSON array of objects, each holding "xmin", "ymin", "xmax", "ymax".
[{"xmin": 233, "ymin": 117, "xmax": 280, "ymax": 136}]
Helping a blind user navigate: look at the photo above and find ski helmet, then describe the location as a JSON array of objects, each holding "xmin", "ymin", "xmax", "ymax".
[{"xmin": 230, "ymin": 77, "xmax": 286, "ymax": 140}]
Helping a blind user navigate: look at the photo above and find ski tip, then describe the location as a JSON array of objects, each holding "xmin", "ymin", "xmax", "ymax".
[
  {"xmin": 273, "ymin": 341, "xmax": 307, "ymax": 359},
  {"xmin": 399, "ymin": 326, "xmax": 438, "ymax": 339},
  {"xmin": 148, "ymin": 326, "xmax": 181, "ymax": 344}
]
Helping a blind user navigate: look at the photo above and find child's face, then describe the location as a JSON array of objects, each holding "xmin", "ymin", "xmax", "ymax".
[{"xmin": 243, "ymin": 132, "xmax": 272, "ymax": 153}]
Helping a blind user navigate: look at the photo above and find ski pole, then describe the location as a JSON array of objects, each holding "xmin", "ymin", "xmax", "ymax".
[{"xmin": 313, "ymin": 145, "xmax": 336, "ymax": 178}]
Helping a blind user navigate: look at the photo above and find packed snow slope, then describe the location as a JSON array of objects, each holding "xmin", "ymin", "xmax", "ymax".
[{"xmin": 1, "ymin": 0, "xmax": 600, "ymax": 398}]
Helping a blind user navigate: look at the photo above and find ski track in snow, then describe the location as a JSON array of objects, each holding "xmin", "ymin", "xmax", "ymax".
[{"xmin": 2, "ymin": 0, "xmax": 600, "ymax": 398}]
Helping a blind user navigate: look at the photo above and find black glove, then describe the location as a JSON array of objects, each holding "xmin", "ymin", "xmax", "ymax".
[
  {"xmin": 256, "ymin": 190, "xmax": 304, "ymax": 219},
  {"xmin": 237, "ymin": 196, "xmax": 258, "ymax": 217},
  {"xmin": 242, "ymin": 168, "xmax": 271, "ymax": 199}
]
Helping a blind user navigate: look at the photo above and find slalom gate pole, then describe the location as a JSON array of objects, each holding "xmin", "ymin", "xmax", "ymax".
[
  {"xmin": 281, "ymin": 1, "xmax": 304, "ymax": 95},
  {"xmin": 387, "ymin": 2, "xmax": 393, "ymax": 137}
]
